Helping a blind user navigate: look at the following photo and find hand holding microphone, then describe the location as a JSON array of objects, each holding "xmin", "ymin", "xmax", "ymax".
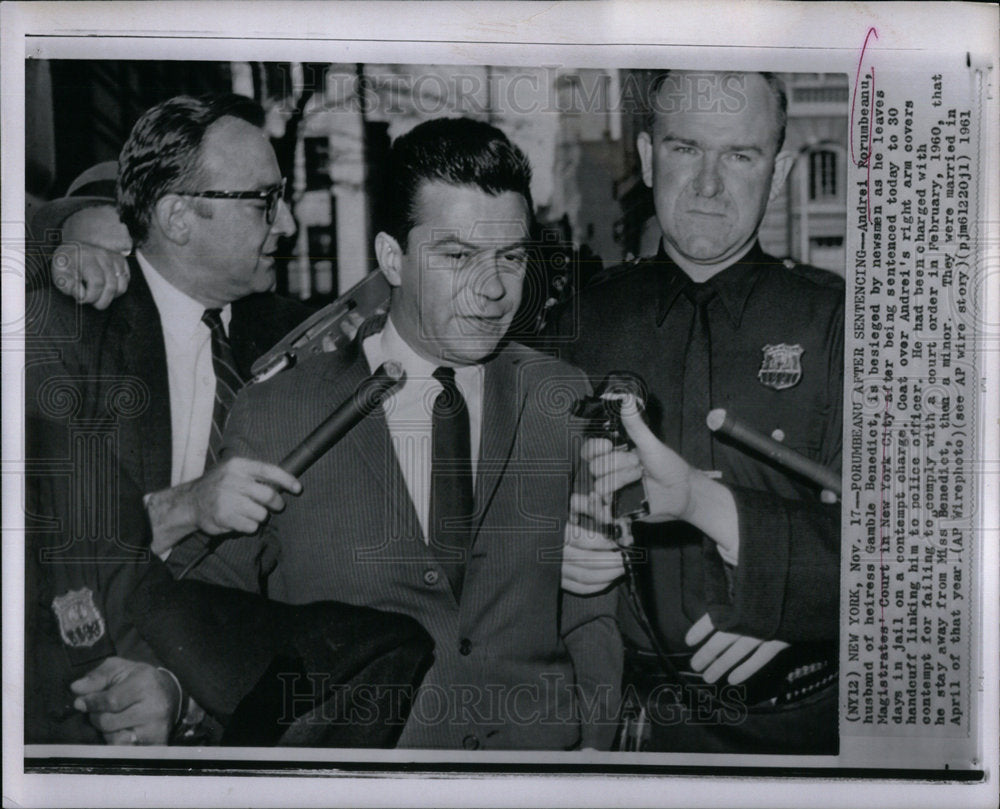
[
  {"xmin": 563, "ymin": 375, "xmax": 649, "ymax": 595},
  {"xmin": 581, "ymin": 394, "xmax": 740, "ymax": 566},
  {"xmin": 175, "ymin": 362, "xmax": 405, "ymax": 579},
  {"xmin": 562, "ymin": 493, "xmax": 627, "ymax": 595},
  {"xmin": 148, "ymin": 458, "xmax": 304, "ymax": 556}
]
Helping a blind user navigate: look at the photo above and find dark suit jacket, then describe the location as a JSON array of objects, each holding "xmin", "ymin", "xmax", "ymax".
[
  {"xmin": 24, "ymin": 412, "xmax": 166, "ymax": 744},
  {"xmin": 23, "ymin": 259, "xmax": 311, "ymax": 743},
  {"xmin": 171, "ymin": 329, "xmax": 623, "ymax": 750},
  {"xmin": 25, "ymin": 255, "xmax": 312, "ymax": 495}
]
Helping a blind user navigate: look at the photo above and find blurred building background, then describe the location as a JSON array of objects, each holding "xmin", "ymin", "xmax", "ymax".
[{"xmin": 26, "ymin": 60, "xmax": 847, "ymax": 313}]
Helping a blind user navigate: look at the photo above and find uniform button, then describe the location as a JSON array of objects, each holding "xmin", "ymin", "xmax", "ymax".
[
  {"xmin": 458, "ymin": 638, "xmax": 472, "ymax": 656},
  {"xmin": 422, "ymin": 569, "xmax": 439, "ymax": 586},
  {"xmin": 462, "ymin": 734, "xmax": 480, "ymax": 750}
]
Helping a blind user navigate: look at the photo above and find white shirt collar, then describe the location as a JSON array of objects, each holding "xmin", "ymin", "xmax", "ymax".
[
  {"xmin": 369, "ymin": 315, "xmax": 438, "ymax": 379},
  {"xmin": 364, "ymin": 315, "xmax": 484, "ymax": 389},
  {"xmin": 136, "ymin": 250, "xmax": 232, "ymax": 338}
]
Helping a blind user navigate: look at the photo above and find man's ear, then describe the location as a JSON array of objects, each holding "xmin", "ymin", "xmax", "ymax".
[
  {"xmin": 153, "ymin": 194, "xmax": 192, "ymax": 245},
  {"xmin": 374, "ymin": 231, "xmax": 404, "ymax": 288},
  {"xmin": 768, "ymin": 151, "xmax": 796, "ymax": 202},
  {"xmin": 636, "ymin": 131, "xmax": 654, "ymax": 189}
]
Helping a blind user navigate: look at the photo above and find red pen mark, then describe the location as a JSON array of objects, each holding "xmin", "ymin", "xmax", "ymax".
[{"xmin": 850, "ymin": 26, "xmax": 879, "ymax": 167}]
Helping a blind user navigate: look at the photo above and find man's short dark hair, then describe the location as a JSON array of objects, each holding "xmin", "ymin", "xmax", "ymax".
[
  {"xmin": 384, "ymin": 117, "xmax": 534, "ymax": 248},
  {"xmin": 643, "ymin": 70, "xmax": 788, "ymax": 153},
  {"xmin": 117, "ymin": 93, "xmax": 266, "ymax": 245}
]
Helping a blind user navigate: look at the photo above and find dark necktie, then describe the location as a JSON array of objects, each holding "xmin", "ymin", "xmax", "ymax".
[
  {"xmin": 680, "ymin": 285, "xmax": 716, "ymax": 471},
  {"xmin": 676, "ymin": 284, "xmax": 725, "ymax": 623},
  {"xmin": 429, "ymin": 366, "xmax": 474, "ymax": 599},
  {"xmin": 202, "ymin": 308, "xmax": 244, "ymax": 467}
]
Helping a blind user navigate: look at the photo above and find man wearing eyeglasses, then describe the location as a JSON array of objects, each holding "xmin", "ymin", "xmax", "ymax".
[
  {"xmin": 88, "ymin": 94, "xmax": 307, "ymax": 552},
  {"xmin": 25, "ymin": 94, "xmax": 315, "ymax": 742}
]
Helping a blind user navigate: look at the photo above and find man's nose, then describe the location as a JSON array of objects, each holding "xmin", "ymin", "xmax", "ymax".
[
  {"xmin": 693, "ymin": 153, "xmax": 723, "ymax": 198},
  {"xmin": 270, "ymin": 198, "xmax": 297, "ymax": 238},
  {"xmin": 474, "ymin": 256, "xmax": 507, "ymax": 300}
]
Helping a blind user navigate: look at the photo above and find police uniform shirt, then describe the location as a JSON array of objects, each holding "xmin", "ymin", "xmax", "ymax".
[{"xmin": 553, "ymin": 241, "xmax": 844, "ymax": 650}]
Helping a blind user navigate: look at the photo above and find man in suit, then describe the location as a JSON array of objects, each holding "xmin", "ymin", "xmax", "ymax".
[
  {"xmin": 555, "ymin": 71, "xmax": 843, "ymax": 754},
  {"xmin": 25, "ymin": 94, "xmax": 315, "ymax": 742},
  {"xmin": 29, "ymin": 94, "xmax": 311, "ymax": 553},
  {"xmin": 171, "ymin": 117, "xmax": 623, "ymax": 750},
  {"xmin": 24, "ymin": 411, "xmax": 434, "ymax": 748}
]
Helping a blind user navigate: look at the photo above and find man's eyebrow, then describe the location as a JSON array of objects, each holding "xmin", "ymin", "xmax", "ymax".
[
  {"xmin": 661, "ymin": 134, "xmax": 764, "ymax": 153},
  {"xmin": 429, "ymin": 236, "xmax": 530, "ymax": 252},
  {"xmin": 661, "ymin": 134, "xmax": 700, "ymax": 147},
  {"xmin": 428, "ymin": 236, "xmax": 478, "ymax": 250}
]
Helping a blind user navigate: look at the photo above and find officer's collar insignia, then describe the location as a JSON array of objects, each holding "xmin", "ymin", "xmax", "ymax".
[
  {"xmin": 52, "ymin": 588, "xmax": 106, "ymax": 648},
  {"xmin": 758, "ymin": 344, "xmax": 803, "ymax": 390}
]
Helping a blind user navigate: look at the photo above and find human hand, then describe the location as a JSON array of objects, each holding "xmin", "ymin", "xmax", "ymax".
[
  {"xmin": 147, "ymin": 457, "xmax": 302, "ymax": 554},
  {"xmin": 562, "ymin": 493, "xmax": 627, "ymax": 595},
  {"xmin": 51, "ymin": 206, "xmax": 133, "ymax": 309},
  {"xmin": 584, "ymin": 398, "xmax": 740, "ymax": 565},
  {"xmin": 685, "ymin": 613, "xmax": 790, "ymax": 685},
  {"xmin": 70, "ymin": 657, "xmax": 180, "ymax": 745},
  {"xmin": 51, "ymin": 242, "xmax": 130, "ymax": 308},
  {"xmin": 581, "ymin": 396, "xmax": 694, "ymax": 522}
]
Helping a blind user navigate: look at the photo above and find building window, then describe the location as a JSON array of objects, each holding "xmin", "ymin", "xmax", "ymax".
[{"xmin": 809, "ymin": 149, "xmax": 839, "ymax": 200}]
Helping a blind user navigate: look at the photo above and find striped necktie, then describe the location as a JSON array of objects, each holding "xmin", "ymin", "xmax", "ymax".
[{"xmin": 202, "ymin": 308, "xmax": 244, "ymax": 467}]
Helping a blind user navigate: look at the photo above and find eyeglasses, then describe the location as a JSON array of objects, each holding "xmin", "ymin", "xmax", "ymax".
[{"xmin": 178, "ymin": 177, "xmax": 287, "ymax": 225}]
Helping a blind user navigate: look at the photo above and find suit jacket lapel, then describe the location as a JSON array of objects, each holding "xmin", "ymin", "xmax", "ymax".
[
  {"xmin": 115, "ymin": 258, "xmax": 172, "ymax": 492},
  {"xmin": 321, "ymin": 339, "xmax": 422, "ymax": 546},
  {"xmin": 474, "ymin": 346, "xmax": 528, "ymax": 536}
]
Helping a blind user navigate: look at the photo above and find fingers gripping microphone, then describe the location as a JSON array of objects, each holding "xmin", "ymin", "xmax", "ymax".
[
  {"xmin": 572, "ymin": 372, "xmax": 651, "ymax": 539},
  {"xmin": 176, "ymin": 362, "xmax": 405, "ymax": 579}
]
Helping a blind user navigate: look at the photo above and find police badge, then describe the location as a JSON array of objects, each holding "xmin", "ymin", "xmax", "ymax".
[
  {"xmin": 758, "ymin": 344, "xmax": 804, "ymax": 390},
  {"xmin": 52, "ymin": 588, "xmax": 106, "ymax": 648}
]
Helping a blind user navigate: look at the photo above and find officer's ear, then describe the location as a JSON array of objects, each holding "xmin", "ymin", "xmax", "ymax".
[
  {"xmin": 768, "ymin": 151, "xmax": 796, "ymax": 202},
  {"xmin": 636, "ymin": 131, "xmax": 654, "ymax": 189},
  {"xmin": 154, "ymin": 194, "xmax": 193, "ymax": 246},
  {"xmin": 374, "ymin": 231, "xmax": 404, "ymax": 288}
]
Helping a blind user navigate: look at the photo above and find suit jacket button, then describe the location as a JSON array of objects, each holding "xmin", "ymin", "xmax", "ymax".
[
  {"xmin": 422, "ymin": 569, "xmax": 439, "ymax": 586},
  {"xmin": 462, "ymin": 734, "xmax": 480, "ymax": 750},
  {"xmin": 459, "ymin": 638, "xmax": 472, "ymax": 656}
]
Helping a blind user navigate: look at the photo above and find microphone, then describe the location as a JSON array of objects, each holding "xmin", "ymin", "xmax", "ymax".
[
  {"xmin": 573, "ymin": 371, "xmax": 651, "ymax": 540},
  {"xmin": 706, "ymin": 408, "xmax": 842, "ymax": 496},
  {"xmin": 176, "ymin": 362, "xmax": 405, "ymax": 579},
  {"xmin": 279, "ymin": 361, "xmax": 404, "ymax": 475},
  {"xmin": 593, "ymin": 372, "xmax": 651, "ymax": 524}
]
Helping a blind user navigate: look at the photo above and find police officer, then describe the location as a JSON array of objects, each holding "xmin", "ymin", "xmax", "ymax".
[{"xmin": 556, "ymin": 70, "xmax": 843, "ymax": 754}]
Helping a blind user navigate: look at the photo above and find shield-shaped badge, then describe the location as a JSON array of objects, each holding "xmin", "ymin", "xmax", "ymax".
[
  {"xmin": 758, "ymin": 344, "xmax": 804, "ymax": 390},
  {"xmin": 52, "ymin": 588, "xmax": 106, "ymax": 648}
]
